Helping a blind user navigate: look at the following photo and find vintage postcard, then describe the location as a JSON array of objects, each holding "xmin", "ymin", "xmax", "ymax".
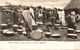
[{"xmin": 0, "ymin": 0, "xmax": 80, "ymax": 50}]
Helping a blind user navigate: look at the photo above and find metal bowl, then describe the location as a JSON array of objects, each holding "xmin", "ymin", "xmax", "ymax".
[
  {"xmin": 17, "ymin": 29, "xmax": 23, "ymax": 35},
  {"xmin": 1, "ymin": 24, "xmax": 8, "ymax": 29},
  {"xmin": 13, "ymin": 24, "xmax": 18, "ymax": 32},
  {"xmin": 3, "ymin": 31, "xmax": 15, "ymax": 37},
  {"xmin": 51, "ymin": 34, "xmax": 61, "ymax": 38},
  {"xmin": 45, "ymin": 32, "xmax": 51, "ymax": 38}
]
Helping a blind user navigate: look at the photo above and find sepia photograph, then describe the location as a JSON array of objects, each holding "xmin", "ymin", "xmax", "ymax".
[{"xmin": 0, "ymin": 0, "xmax": 80, "ymax": 41}]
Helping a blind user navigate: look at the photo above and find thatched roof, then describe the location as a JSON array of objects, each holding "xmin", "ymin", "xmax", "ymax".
[{"xmin": 64, "ymin": 0, "xmax": 80, "ymax": 9}]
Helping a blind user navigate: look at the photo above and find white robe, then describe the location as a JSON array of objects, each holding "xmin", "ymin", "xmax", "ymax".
[
  {"xmin": 58, "ymin": 11, "xmax": 66, "ymax": 26},
  {"xmin": 22, "ymin": 10, "xmax": 36, "ymax": 26}
]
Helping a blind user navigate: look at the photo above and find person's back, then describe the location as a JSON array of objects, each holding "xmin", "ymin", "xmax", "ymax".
[
  {"xmin": 22, "ymin": 10, "xmax": 31, "ymax": 18},
  {"xmin": 22, "ymin": 9, "xmax": 32, "ymax": 29},
  {"xmin": 22, "ymin": 7, "xmax": 36, "ymax": 30},
  {"xmin": 22, "ymin": 7, "xmax": 32, "ymax": 38}
]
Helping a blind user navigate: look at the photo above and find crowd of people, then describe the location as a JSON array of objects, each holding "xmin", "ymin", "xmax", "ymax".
[
  {"xmin": 0, "ymin": 6, "xmax": 61, "ymax": 29},
  {"xmin": 0, "ymin": 5, "xmax": 80, "ymax": 38}
]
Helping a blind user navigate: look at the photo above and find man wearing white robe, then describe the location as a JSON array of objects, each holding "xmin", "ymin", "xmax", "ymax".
[
  {"xmin": 22, "ymin": 7, "xmax": 36, "ymax": 37},
  {"xmin": 58, "ymin": 10, "xmax": 66, "ymax": 26}
]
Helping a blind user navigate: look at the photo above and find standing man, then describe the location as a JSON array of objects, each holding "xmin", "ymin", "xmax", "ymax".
[
  {"xmin": 67, "ymin": 11, "xmax": 76, "ymax": 29},
  {"xmin": 58, "ymin": 9, "xmax": 66, "ymax": 26}
]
